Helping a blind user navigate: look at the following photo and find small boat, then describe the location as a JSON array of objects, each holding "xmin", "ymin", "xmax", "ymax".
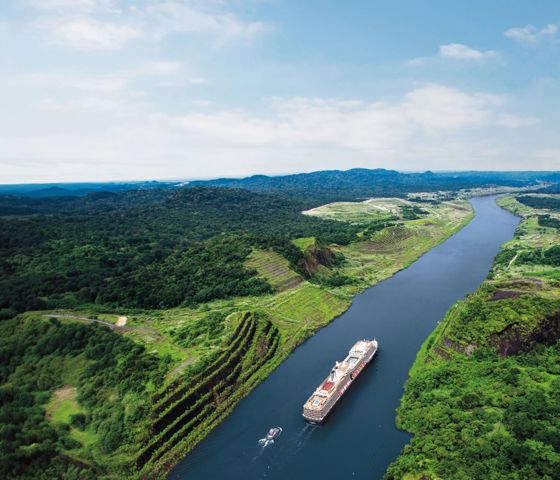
[
  {"xmin": 265, "ymin": 427, "xmax": 282, "ymax": 441},
  {"xmin": 258, "ymin": 426, "xmax": 282, "ymax": 446}
]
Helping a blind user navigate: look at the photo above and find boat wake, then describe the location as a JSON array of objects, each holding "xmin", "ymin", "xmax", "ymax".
[
  {"xmin": 257, "ymin": 438, "xmax": 275, "ymax": 447},
  {"xmin": 293, "ymin": 424, "xmax": 316, "ymax": 453}
]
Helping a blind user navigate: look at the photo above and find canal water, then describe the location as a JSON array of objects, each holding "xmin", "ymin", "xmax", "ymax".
[{"xmin": 169, "ymin": 195, "xmax": 519, "ymax": 480}]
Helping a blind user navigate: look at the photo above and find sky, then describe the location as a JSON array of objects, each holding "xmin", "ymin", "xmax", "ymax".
[{"xmin": 1, "ymin": 0, "xmax": 559, "ymax": 184}]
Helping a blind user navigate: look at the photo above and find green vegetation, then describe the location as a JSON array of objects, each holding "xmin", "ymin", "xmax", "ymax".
[
  {"xmin": 309, "ymin": 198, "xmax": 474, "ymax": 296},
  {"xmin": 292, "ymin": 236, "xmax": 316, "ymax": 251},
  {"xmin": 46, "ymin": 386, "xmax": 83, "ymax": 424},
  {"xmin": 0, "ymin": 316, "xmax": 169, "ymax": 479},
  {"xmin": 170, "ymin": 311, "xmax": 227, "ymax": 349},
  {"xmin": 135, "ymin": 311, "xmax": 282, "ymax": 477},
  {"xmin": 538, "ymin": 215, "xmax": 560, "ymax": 229},
  {"xmin": 386, "ymin": 194, "xmax": 560, "ymax": 480},
  {"xmin": 245, "ymin": 249, "xmax": 303, "ymax": 292},
  {"xmin": 0, "ymin": 184, "xmax": 475, "ymax": 479},
  {"xmin": 517, "ymin": 194, "xmax": 560, "ymax": 211}
]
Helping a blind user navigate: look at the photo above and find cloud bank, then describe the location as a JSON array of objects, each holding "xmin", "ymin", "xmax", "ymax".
[{"xmin": 0, "ymin": 84, "xmax": 544, "ymax": 183}]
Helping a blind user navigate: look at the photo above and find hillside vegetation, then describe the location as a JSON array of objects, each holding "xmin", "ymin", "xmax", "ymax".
[
  {"xmin": 386, "ymin": 194, "xmax": 560, "ymax": 480},
  {"xmin": 0, "ymin": 316, "xmax": 168, "ymax": 479}
]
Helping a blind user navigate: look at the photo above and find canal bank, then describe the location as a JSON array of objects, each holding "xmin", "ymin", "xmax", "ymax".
[{"xmin": 169, "ymin": 195, "xmax": 520, "ymax": 480}]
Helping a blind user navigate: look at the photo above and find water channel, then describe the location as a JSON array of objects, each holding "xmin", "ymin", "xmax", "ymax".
[{"xmin": 170, "ymin": 195, "xmax": 520, "ymax": 480}]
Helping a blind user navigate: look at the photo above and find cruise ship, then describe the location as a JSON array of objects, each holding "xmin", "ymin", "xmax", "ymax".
[{"xmin": 302, "ymin": 339, "xmax": 378, "ymax": 423}]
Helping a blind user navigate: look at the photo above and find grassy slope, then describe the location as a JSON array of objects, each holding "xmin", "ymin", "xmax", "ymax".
[
  {"xmin": 245, "ymin": 249, "xmax": 304, "ymax": 292},
  {"xmin": 320, "ymin": 199, "xmax": 473, "ymax": 296},
  {"xmin": 386, "ymin": 195, "xmax": 560, "ymax": 480},
  {"xmin": 46, "ymin": 386, "xmax": 82, "ymax": 424},
  {"xmin": 46, "ymin": 385, "xmax": 100, "ymax": 449},
  {"xmin": 36, "ymin": 197, "xmax": 473, "ymax": 478}
]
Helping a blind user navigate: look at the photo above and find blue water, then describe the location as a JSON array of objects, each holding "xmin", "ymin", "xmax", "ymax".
[{"xmin": 169, "ymin": 196, "xmax": 519, "ymax": 480}]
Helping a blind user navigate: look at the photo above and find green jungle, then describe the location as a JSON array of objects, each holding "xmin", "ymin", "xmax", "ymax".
[{"xmin": 1, "ymin": 169, "xmax": 558, "ymax": 479}]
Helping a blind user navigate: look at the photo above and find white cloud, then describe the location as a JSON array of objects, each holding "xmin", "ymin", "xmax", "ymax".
[
  {"xmin": 42, "ymin": 17, "xmax": 142, "ymax": 50},
  {"xmin": 1, "ymin": 84, "xmax": 550, "ymax": 183},
  {"xmin": 496, "ymin": 113, "xmax": 540, "ymax": 128},
  {"xmin": 64, "ymin": 76, "xmax": 128, "ymax": 93},
  {"xmin": 138, "ymin": 2, "xmax": 268, "ymax": 40},
  {"xmin": 406, "ymin": 57, "xmax": 427, "ymax": 66},
  {"xmin": 135, "ymin": 61, "xmax": 183, "ymax": 76},
  {"xmin": 439, "ymin": 43, "xmax": 497, "ymax": 60},
  {"xmin": 533, "ymin": 148, "xmax": 560, "ymax": 164},
  {"xmin": 27, "ymin": 0, "xmax": 268, "ymax": 51},
  {"xmin": 408, "ymin": 43, "xmax": 497, "ymax": 66},
  {"xmin": 24, "ymin": 0, "xmax": 103, "ymax": 11},
  {"xmin": 168, "ymin": 85, "xmax": 522, "ymax": 151},
  {"xmin": 159, "ymin": 76, "xmax": 209, "ymax": 88},
  {"xmin": 504, "ymin": 24, "xmax": 558, "ymax": 44},
  {"xmin": 188, "ymin": 77, "xmax": 208, "ymax": 85}
]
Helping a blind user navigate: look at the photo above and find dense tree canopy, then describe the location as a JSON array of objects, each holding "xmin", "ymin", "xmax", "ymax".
[
  {"xmin": 0, "ymin": 316, "xmax": 167, "ymax": 479},
  {"xmin": 0, "ymin": 187, "xmax": 362, "ymax": 313},
  {"xmin": 517, "ymin": 195, "xmax": 560, "ymax": 211}
]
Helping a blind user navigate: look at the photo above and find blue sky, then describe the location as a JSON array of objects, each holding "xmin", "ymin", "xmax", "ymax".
[{"xmin": 1, "ymin": 0, "xmax": 559, "ymax": 183}]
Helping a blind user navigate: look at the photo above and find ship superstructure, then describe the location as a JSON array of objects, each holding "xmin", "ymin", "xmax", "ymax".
[{"xmin": 303, "ymin": 339, "xmax": 378, "ymax": 423}]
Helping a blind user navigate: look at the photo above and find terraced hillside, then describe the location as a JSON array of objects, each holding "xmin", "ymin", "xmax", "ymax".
[
  {"xmin": 245, "ymin": 249, "xmax": 303, "ymax": 291},
  {"xmin": 136, "ymin": 312, "xmax": 280, "ymax": 477},
  {"xmin": 260, "ymin": 283, "xmax": 349, "ymax": 347},
  {"xmin": 386, "ymin": 194, "xmax": 560, "ymax": 480}
]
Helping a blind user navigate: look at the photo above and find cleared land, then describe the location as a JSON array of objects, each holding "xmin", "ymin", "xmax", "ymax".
[
  {"xmin": 307, "ymin": 198, "xmax": 473, "ymax": 296},
  {"xmin": 46, "ymin": 385, "xmax": 81, "ymax": 423},
  {"xmin": 303, "ymin": 197, "xmax": 409, "ymax": 222},
  {"xmin": 46, "ymin": 385, "xmax": 99, "ymax": 450}
]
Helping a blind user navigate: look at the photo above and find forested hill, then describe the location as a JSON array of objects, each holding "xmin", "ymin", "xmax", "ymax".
[
  {"xmin": 0, "ymin": 187, "xmax": 359, "ymax": 315},
  {"xmin": 189, "ymin": 169, "xmax": 558, "ymax": 205},
  {"xmin": 0, "ymin": 187, "xmax": 358, "ymax": 240},
  {"xmin": 3, "ymin": 168, "xmax": 558, "ymax": 208}
]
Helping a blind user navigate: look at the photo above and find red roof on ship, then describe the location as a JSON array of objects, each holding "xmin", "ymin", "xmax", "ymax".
[{"xmin": 322, "ymin": 381, "xmax": 335, "ymax": 391}]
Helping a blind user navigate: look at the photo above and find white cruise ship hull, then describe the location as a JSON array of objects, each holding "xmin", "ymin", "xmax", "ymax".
[{"xmin": 302, "ymin": 339, "xmax": 378, "ymax": 423}]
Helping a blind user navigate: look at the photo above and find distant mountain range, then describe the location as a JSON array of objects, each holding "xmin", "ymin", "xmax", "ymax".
[
  {"xmin": 1, "ymin": 169, "xmax": 558, "ymax": 206},
  {"xmin": 190, "ymin": 168, "xmax": 559, "ymax": 205},
  {"xmin": 0, "ymin": 180, "xmax": 178, "ymax": 198}
]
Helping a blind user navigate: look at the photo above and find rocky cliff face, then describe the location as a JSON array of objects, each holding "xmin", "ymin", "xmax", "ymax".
[
  {"xmin": 301, "ymin": 244, "xmax": 337, "ymax": 276},
  {"xmin": 490, "ymin": 311, "xmax": 560, "ymax": 356}
]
